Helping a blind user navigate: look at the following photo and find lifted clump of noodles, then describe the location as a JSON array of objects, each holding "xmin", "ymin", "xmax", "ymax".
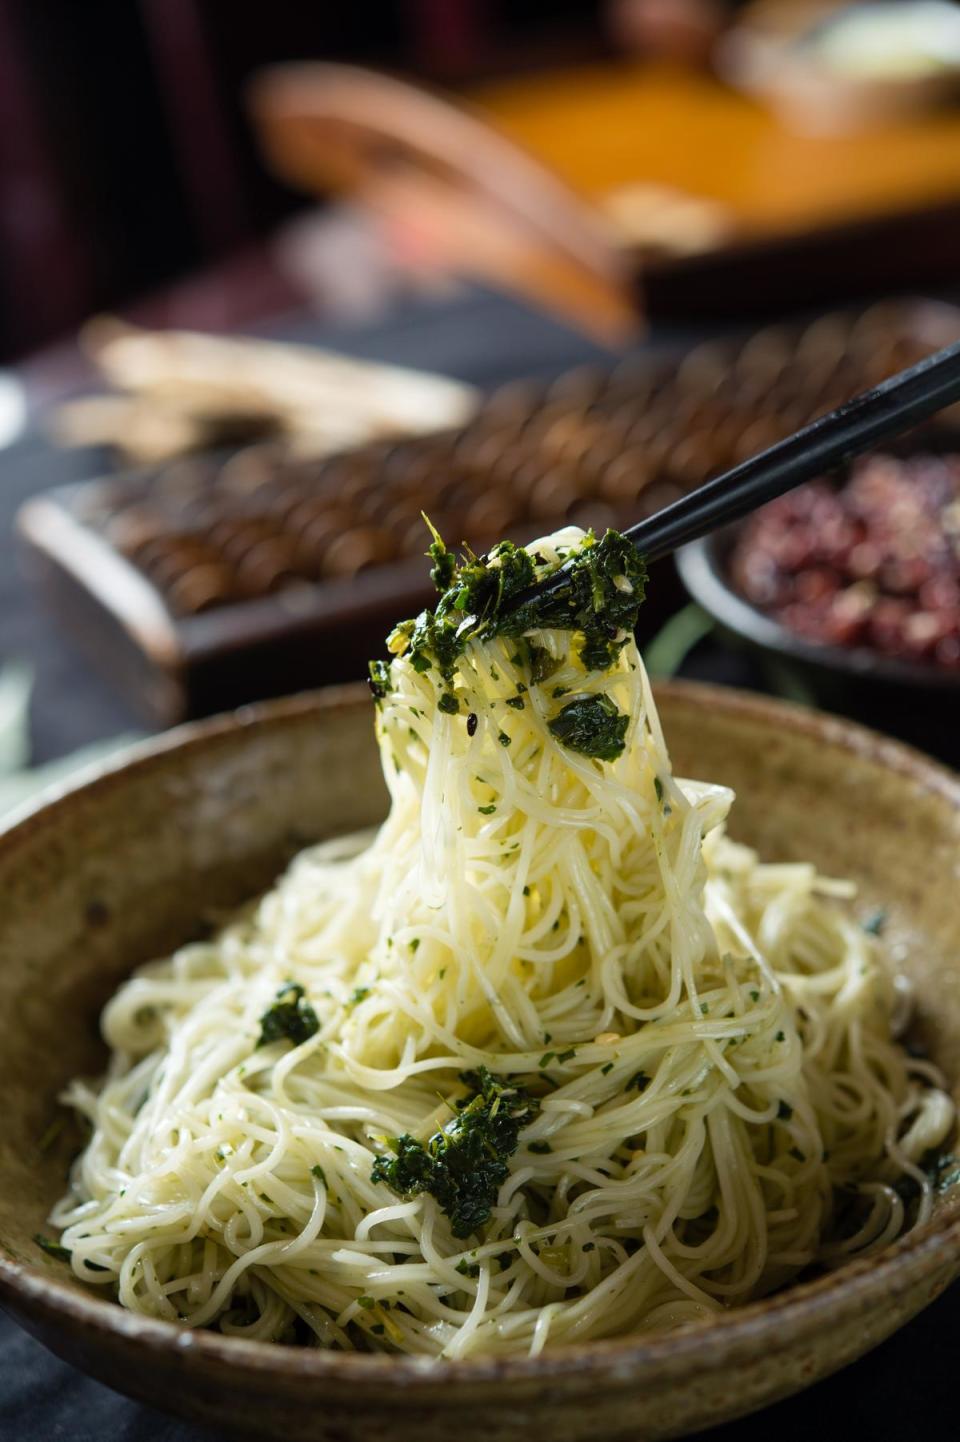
[{"xmin": 50, "ymin": 526, "xmax": 954, "ymax": 1356}]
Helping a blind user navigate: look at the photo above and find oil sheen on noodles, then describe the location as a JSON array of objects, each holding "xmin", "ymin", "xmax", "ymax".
[{"xmin": 52, "ymin": 528, "xmax": 953, "ymax": 1358}]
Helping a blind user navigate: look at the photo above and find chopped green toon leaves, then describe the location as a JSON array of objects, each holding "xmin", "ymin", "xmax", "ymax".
[
  {"xmin": 34, "ymin": 1234, "xmax": 108, "ymax": 1271},
  {"xmin": 369, "ymin": 528, "xmax": 647, "ymax": 700},
  {"xmin": 894, "ymin": 1149, "xmax": 960, "ymax": 1206},
  {"xmin": 34, "ymin": 1234, "xmax": 72, "ymax": 1263},
  {"xmin": 370, "ymin": 1067, "xmax": 539, "ymax": 1238},
  {"xmin": 427, "ymin": 524, "xmax": 457, "ymax": 590},
  {"xmin": 547, "ymin": 694, "xmax": 629, "ymax": 762},
  {"xmin": 526, "ymin": 641, "xmax": 561, "ymax": 684},
  {"xmin": 503, "ymin": 530, "xmax": 648, "ymax": 674},
  {"xmin": 257, "ymin": 981, "xmax": 320, "ymax": 1049},
  {"xmin": 368, "ymin": 659, "xmax": 391, "ymax": 700}
]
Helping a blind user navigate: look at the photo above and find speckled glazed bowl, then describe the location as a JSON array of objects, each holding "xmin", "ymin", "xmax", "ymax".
[{"xmin": 2, "ymin": 682, "xmax": 960, "ymax": 1442}]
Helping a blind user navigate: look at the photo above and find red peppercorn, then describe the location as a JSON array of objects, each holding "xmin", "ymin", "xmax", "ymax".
[{"xmin": 730, "ymin": 454, "xmax": 960, "ymax": 670}]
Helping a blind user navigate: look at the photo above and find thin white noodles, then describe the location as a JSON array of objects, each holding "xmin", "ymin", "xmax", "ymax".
[{"xmin": 51, "ymin": 527, "xmax": 954, "ymax": 1356}]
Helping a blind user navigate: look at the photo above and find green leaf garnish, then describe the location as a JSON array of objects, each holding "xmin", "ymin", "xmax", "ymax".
[
  {"xmin": 371, "ymin": 529, "xmax": 647, "ymax": 698},
  {"xmin": 547, "ymin": 695, "xmax": 629, "ymax": 762},
  {"xmin": 370, "ymin": 1068, "xmax": 538, "ymax": 1238},
  {"xmin": 257, "ymin": 982, "xmax": 319, "ymax": 1049}
]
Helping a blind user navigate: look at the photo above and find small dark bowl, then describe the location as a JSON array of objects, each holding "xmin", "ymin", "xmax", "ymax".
[{"xmin": 676, "ymin": 530, "xmax": 960, "ymax": 759}]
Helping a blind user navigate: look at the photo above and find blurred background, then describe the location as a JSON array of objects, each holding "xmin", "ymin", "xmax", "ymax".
[{"xmin": 3, "ymin": 0, "xmax": 960, "ymax": 773}]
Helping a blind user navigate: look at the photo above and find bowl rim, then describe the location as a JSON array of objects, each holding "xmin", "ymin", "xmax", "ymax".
[
  {"xmin": 3, "ymin": 677, "xmax": 960, "ymax": 1388},
  {"xmin": 675, "ymin": 532, "xmax": 960, "ymax": 691}
]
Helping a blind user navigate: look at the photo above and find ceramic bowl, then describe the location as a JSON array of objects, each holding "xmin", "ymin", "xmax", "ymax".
[{"xmin": 1, "ymin": 681, "xmax": 960, "ymax": 1442}]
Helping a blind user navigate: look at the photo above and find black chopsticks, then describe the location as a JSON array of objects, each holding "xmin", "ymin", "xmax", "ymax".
[{"xmin": 512, "ymin": 336, "xmax": 960, "ymax": 609}]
